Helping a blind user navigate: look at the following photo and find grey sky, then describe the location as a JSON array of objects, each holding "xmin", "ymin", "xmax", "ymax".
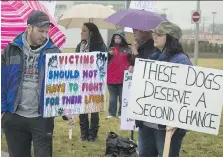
[{"xmin": 154, "ymin": 1, "xmax": 223, "ymax": 29}]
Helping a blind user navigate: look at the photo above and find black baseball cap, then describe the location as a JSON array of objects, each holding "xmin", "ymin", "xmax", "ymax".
[{"xmin": 27, "ymin": 10, "xmax": 54, "ymax": 27}]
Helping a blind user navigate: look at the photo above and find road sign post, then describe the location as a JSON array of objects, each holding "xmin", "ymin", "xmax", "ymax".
[{"xmin": 191, "ymin": 1, "xmax": 201, "ymax": 66}]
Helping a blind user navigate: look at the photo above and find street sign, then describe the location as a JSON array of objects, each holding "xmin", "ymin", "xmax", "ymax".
[{"xmin": 191, "ymin": 10, "xmax": 201, "ymax": 24}]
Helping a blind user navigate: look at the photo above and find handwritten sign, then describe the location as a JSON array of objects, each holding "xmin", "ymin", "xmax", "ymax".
[
  {"xmin": 128, "ymin": 58, "xmax": 223, "ymax": 135},
  {"xmin": 43, "ymin": 52, "xmax": 108, "ymax": 117},
  {"xmin": 120, "ymin": 71, "xmax": 138, "ymax": 131}
]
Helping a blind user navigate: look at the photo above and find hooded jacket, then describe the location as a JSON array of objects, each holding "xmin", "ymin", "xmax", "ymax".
[
  {"xmin": 107, "ymin": 30, "xmax": 132, "ymax": 84},
  {"xmin": 1, "ymin": 32, "xmax": 61, "ymax": 115}
]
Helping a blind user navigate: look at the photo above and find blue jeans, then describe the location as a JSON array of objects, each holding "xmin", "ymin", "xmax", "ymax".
[
  {"xmin": 138, "ymin": 124, "xmax": 186, "ymax": 157},
  {"xmin": 107, "ymin": 84, "xmax": 123, "ymax": 116}
]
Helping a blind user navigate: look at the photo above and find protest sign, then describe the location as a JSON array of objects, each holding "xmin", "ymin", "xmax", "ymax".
[
  {"xmin": 120, "ymin": 71, "xmax": 138, "ymax": 131},
  {"xmin": 43, "ymin": 52, "xmax": 107, "ymax": 117},
  {"xmin": 128, "ymin": 58, "xmax": 223, "ymax": 135}
]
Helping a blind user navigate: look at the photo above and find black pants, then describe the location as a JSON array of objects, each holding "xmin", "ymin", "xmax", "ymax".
[
  {"xmin": 2, "ymin": 112, "xmax": 54, "ymax": 157},
  {"xmin": 79, "ymin": 112, "xmax": 99, "ymax": 138}
]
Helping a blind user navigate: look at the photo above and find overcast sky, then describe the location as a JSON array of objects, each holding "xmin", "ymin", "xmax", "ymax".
[{"xmin": 154, "ymin": 1, "xmax": 223, "ymax": 30}]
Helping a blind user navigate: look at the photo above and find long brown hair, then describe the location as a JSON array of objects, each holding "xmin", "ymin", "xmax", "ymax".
[{"xmin": 84, "ymin": 23, "xmax": 104, "ymax": 45}]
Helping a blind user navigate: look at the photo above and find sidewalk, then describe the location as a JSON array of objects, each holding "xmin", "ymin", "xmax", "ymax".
[{"xmin": 1, "ymin": 151, "xmax": 9, "ymax": 157}]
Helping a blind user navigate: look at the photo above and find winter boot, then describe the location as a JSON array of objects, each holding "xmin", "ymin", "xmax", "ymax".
[
  {"xmin": 79, "ymin": 114, "xmax": 89, "ymax": 141},
  {"xmin": 88, "ymin": 112, "xmax": 99, "ymax": 142}
]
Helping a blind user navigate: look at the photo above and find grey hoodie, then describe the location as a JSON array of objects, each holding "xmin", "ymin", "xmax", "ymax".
[{"xmin": 16, "ymin": 32, "xmax": 49, "ymax": 118}]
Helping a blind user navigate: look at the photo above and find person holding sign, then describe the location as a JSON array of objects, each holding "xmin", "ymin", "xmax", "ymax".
[
  {"xmin": 74, "ymin": 23, "xmax": 107, "ymax": 142},
  {"xmin": 137, "ymin": 22, "xmax": 192, "ymax": 157},
  {"xmin": 1, "ymin": 11, "xmax": 61, "ymax": 157},
  {"xmin": 106, "ymin": 30, "xmax": 132, "ymax": 119}
]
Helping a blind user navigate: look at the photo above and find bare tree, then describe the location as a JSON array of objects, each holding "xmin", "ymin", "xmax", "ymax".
[{"xmin": 208, "ymin": 24, "xmax": 223, "ymax": 34}]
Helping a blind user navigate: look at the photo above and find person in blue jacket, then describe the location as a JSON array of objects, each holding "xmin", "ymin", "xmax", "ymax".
[
  {"xmin": 1, "ymin": 11, "xmax": 61, "ymax": 157},
  {"xmin": 137, "ymin": 21, "xmax": 192, "ymax": 157}
]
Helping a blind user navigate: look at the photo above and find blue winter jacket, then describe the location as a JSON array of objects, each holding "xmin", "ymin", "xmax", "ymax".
[
  {"xmin": 1, "ymin": 32, "xmax": 61, "ymax": 116},
  {"xmin": 149, "ymin": 51, "xmax": 192, "ymax": 65}
]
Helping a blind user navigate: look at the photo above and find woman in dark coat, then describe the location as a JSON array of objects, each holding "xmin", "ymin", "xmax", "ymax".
[
  {"xmin": 137, "ymin": 21, "xmax": 192, "ymax": 157},
  {"xmin": 75, "ymin": 23, "xmax": 107, "ymax": 142}
]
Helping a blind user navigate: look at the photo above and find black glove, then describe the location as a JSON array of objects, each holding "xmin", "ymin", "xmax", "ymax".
[{"xmin": 135, "ymin": 120, "xmax": 143, "ymax": 128}]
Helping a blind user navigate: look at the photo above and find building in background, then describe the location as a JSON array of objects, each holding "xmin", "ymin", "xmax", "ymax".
[
  {"xmin": 73, "ymin": 1, "xmax": 126, "ymax": 11},
  {"xmin": 54, "ymin": 1, "xmax": 74, "ymax": 21},
  {"xmin": 39, "ymin": 1, "xmax": 56, "ymax": 18},
  {"xmin": 182, "ymin": 34, "xmax": 223, "ymax": 44}
]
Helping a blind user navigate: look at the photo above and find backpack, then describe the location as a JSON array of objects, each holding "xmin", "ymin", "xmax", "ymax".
[{"xmin": 105, "ymin": 132, "xmax": 138, "ymax": 157}]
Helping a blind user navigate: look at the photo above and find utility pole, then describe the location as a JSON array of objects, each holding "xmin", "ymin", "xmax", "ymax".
[
  {"xmin": 202, "ymin": 17, "xmax": 207, "ymax": 41},
  {"xmin": 194, "ymin": 0, "xmax": 200, "ymax": 66},
  {"xmin": 212, "ymin": 12, "xmax": 217, "ymax": 34},
  {"xmin": 126, "ymin": 0, "xmax": 131, "ymax": 9},
  {"xmin": 162, "ymin": 8, "xmax": 168, "ymax": 15},
  {"xmin": 202, "ymin": 17, "xmax": 206, "ymax": 33}
]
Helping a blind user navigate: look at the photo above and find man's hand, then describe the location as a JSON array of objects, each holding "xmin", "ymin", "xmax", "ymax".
[{"xmin": 128, "ymin": 66, "xmax": 134, "ymax": 73}]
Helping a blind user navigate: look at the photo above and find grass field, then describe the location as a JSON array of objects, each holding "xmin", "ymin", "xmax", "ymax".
[{"xmin": 1, "ymin": 59, "xmax": 223, "ymax": 157}]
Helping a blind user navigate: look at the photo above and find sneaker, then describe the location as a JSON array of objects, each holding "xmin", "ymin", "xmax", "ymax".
[{"xmin": 106, "ymin": 116, "xmax": 114, "ymax": 119}]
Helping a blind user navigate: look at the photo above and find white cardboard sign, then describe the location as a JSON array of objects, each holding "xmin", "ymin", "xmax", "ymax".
[
  {"xmin": 128, "ymin": 58, "xmax": 223, "ymax": 135},
  {"xmin": 43, "ymin": 52, "xmax": 107, "ymax": 117},
  {"xmin": 120, "ymin": 71, "xmax": 138, "ymax": 131}
]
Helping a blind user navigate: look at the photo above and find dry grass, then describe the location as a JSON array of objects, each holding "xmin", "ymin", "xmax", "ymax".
[{"xmin": 1, "ymin": 58, "xmax": 223, "ymax": 157}]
